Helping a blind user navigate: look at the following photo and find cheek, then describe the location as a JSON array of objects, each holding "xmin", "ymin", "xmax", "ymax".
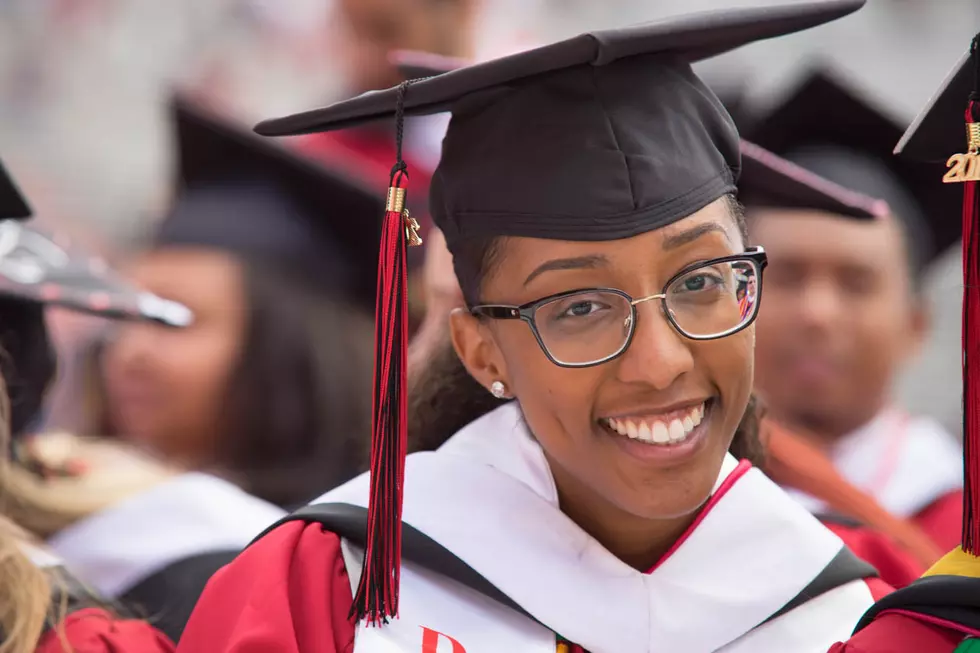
[
  {"xmin": 699, "ymin": 328, "xmax": 754, "ymax": 426},
  {"xmin": 495, "ymin": 325, "xmax": 604, "ymax": 445},
  {"xmin": 184, "ymin": 319, "xmax": 246, "ymax": 394}
]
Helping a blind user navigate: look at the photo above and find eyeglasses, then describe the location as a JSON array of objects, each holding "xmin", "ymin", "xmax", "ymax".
[{"xmin": 470, "ymin": 247, "xmax": 768, "ymax": 368}]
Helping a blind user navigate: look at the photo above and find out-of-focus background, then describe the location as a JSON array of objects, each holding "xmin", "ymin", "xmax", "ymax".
[{"xmin": 0, "ymin": 0, "xmax": 976, "ymax": 439}]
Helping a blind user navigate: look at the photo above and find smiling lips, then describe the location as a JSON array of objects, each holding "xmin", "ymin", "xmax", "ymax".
[{"xmin": 603, "ymin": 403, "xmax": 706, "ymax": 445}]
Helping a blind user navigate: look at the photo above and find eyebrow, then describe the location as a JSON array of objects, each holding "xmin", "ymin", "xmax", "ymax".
[
  {"xmin": 523, "ymin": 254, "xmax": 609, "ymax": 287},
  {"xmin": 661, "ymin": 222, "xmax": 732, "ymax": 251}
]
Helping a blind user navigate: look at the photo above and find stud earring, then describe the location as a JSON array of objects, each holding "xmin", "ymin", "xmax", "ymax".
[{"xmin": 490, "ymin": 381, "xmax": 508, "ymax": 399}]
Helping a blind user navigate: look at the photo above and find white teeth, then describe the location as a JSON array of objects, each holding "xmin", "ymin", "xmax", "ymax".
[
  {"xmin": 651, "ymin": 421, "xmax": 670, "ymax": 443},
  {"xmin": 603, "ymin": 401, "xmax": 708, "ymax": 445},
  {"xmin": 637, "ymin": 422, "xmax": 652, "ymax": 442}
]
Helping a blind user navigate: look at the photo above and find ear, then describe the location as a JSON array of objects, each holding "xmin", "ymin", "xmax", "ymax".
[
  {"xmin": 448, "ymin": 308, "xmax": 510, "ymax": 394},
  {"xmin": 905, "ymin": 297, "xmax": 931, "ymax": 361}
]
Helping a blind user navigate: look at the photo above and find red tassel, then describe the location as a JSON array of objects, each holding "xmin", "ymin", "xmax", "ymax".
[
  {"xmin": 351, "ymin": 166, "xmax": 411, "ymax": 624},
  {"xmin": 962, "ymin": 99, "xmax": 980, "ymax": 555}
]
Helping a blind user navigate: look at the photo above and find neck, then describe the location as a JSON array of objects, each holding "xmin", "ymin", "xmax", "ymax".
[
  {"xmin": 775, "ymin": 403, "xmax": 887, "ymax": 453},
  {"xmin": 547, "ymin": 455, "xmax": 699, "ymax": 572}
]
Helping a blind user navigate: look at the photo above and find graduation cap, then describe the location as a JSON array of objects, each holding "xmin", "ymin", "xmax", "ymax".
[
  {"xmin": 0, "ymin": 160, "xmax": 32, "ymax": 221},
  {"xmin": 254, "ymin": 0, "xmax": 868, "ymax": 624},
  {"xmin": 161, "ymin": 96, "xmax": 384, "ymax": 312},
  {"xmin": 894, "ymin": 34, "xmax": 980, "ymax": 557},
  {"xmin": 0, "ymin": 221, "xmax": 193, "ymax": 328},
  {"xmin": 743, "ymin": 68, "xmax": 964, "ymax": 268},
  {"xmin": 390, "ymin": 51, "xmax": 888, "ymax": 222}
]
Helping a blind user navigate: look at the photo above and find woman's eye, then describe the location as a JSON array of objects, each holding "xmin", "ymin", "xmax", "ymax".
[
  {"xmin": 560, "ymin": 300, "xmax": 605, "ymax": 318},
  {"xmin": 679, "ymin": 273, "xmax": 721, "ymax": 292}
]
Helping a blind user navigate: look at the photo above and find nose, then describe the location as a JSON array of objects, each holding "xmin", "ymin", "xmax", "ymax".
[
  {"xmin": 104, "ymin": 321, "xmax": 158, "ymax": 372},
  {"xmin": 797, "ymin": 278, "xmax": 844, "ymax": 331},
  {"xmin": 614, "ymin": 301, "xmax": 695, "ymax": 389}
]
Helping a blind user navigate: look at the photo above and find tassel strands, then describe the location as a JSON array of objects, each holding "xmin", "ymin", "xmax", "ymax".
[
  {"xmin": 350, "ymin": 80, "xmax": 423, "ymax": 625},
  {"xmin": 951, "ymin": 34, "xmax": 980, "ymax": 555}
]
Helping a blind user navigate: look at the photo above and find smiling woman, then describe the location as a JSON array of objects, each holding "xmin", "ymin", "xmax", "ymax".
[{"xmin": 174, "ymin": 3, "xmax": 895, "ymax": 653}]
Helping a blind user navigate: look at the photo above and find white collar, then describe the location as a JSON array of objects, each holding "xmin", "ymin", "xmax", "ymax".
[
  {"xmin": 319, "ymin": 402, "xmax": 859, "ymax": 652},
  {"xmin": 47, "ymin": 472, "xmax": 285, "ymax": 597},
  {"xmin": 797, "ymin": 407, "xmax": 963, "ymax": 517}
]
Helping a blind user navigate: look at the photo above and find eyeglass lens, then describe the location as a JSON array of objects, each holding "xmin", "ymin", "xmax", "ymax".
[{"xmin": 532, "ymin": 259, "xmax": 759, "ymax": 365}]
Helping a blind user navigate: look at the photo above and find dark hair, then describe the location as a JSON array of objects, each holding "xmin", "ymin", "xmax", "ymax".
[
  {"xmin": 217, "ymin": 257, "xmax": 375, "ymax": 507},
  {"xmin": 409, "ymin": 194, "xmax": 764, "ymax": 465}
]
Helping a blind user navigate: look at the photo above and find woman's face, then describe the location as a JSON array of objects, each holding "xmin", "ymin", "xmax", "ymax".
[
  {"xmin": 452, "ymin": 198, "xmax": 754, "ymax": 522},
  {"xmin": 101, "ymin": 248, "xmax": 247, "ymax": 467}
]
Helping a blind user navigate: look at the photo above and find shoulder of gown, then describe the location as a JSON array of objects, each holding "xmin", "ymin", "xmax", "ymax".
[
  {"xmin": 914, "ymin": 489, "xmax": 964, "ymax": 552},
  {"xmin": 35, "ymin": 607, "xmax": 175, "ymax": 653},
  {"xmin": 175, "ymin": 521, "xmax": 355, "ymax": 653},
  {"xmin": 828, "ymin": 611, "xmax": 965, "ymax": 653},
  {"xmin": 824, "ymin": 520, "xmax": 926, "ymax": 588}
]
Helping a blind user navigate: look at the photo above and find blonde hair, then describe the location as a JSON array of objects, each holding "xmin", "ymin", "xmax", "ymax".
[
  {"xmin": 0, "ymin": 359, "xmax": 174, "ymax": 653},
  {"xmin": 0, "ymin": 371, "xmax": 55, "ymax": 653},
  {"xmin": 3, "ymin": 432, "xmax": 176, "ymax": 539}
]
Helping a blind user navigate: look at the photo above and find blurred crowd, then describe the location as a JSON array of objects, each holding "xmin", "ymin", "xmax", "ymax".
[{"xmin": 0, "ymin": 0, "xmax": 978, "ymax": 651}]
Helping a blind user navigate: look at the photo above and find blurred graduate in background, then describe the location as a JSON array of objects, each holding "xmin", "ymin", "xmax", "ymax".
[
  {"xmin": 741, "ymin": 70, "xmax": 964, "ymax": 552},
  {"xmin": 0, "ymin": 158, "xmax": 179, "ymax": 652},
  {"xmin": 88, "ymin": 97, "xmax": 378, "ymax": 509}
]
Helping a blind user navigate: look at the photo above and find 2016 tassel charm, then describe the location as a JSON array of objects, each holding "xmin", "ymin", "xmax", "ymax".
[{"xmin": 944, "ymin": 121, "xmax": 980, "ymax": 184}]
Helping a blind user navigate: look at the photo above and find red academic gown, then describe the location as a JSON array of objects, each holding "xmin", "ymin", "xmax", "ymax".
[
  {"xmin": 36, "ymin": 607, "xmax": 175, "ymax": 653},
  {"xmin": 830, "ymin": 612, "xmax": 968, "ymax": 653},
  {"xmin": 915, "ymin": 489, "xmax": 965, "ymax": 553},
  {"xmin": 824, "ymin": 521, "xmax": 926, "ymax": 588},
  {"xmin": 177, "ymin": 521, "xmax": 895, "ymax": 652}
]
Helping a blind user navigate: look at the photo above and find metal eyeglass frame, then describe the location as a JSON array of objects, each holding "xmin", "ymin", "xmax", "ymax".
[{"xmin": 469, "ymin": 246, "xmax": 769, "ymax": 368}]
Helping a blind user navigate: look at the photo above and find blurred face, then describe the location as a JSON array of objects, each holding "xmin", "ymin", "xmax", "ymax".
[
  {"xmin": 336, "ymin": 0, "xmax": 478, "ymax": 92},
  {"xmin": 751, "ymin": 210, "xmax": 925, "ymax": 439},
  {"xmin": 101, "ymin": 248, "xmax": 247, "ymax": 467},
  {"xmin": 451, "ymin": 198, "xmax": 754, "ymax": 526}
]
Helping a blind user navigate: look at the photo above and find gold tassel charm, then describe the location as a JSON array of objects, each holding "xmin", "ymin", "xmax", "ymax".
[
  {"xmin": 386, "ymin": 185, "xmax": 423, "ymax": 247},
  {"xmin": 944, "ymin": 121, "xmax": 980, "ymax": 183},
  {"xmin": 404, "ymin": 211, "xmax": 423, "ymax": 247}
]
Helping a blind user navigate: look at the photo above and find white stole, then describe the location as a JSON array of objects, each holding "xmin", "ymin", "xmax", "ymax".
[
  {"xmin": 316, "ymin": 402, "xmax": 875, "ymax": 652},
  {"xmin": 787, "ymin": 407, "xmax": 962, "ymax": 518},
  {"xmin": 47, "ymin": 472, "xmax": 285, "ymax": 597}
]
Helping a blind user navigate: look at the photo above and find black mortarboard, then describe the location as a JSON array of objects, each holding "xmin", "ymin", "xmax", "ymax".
[
  {"xmin": 162, "ymin": 96, "xmax": 385, "ymax": 311},
  {"xmin": 253, "ymin": 0, "xmax": 868, "ymax": 624},
  {"xmin": 0, "ymin": 160, "xmax": 32, "ymax": 221},
  {"xmin": 896, "ymin": 48, "xmax": 978, "ymax": 162},
  {"xmin": 258, "ymin": 0, "xmax": 865, "ymax": 252},
  {"xmin": 744, "ymin": 68, "xmax": 963, "ymax": 265},
  {"xmin": 390, "ymin": 51, "xmax": 887, "ymax": 223},
  {"xmin": 894, "ymin": 34, "xmax": 980, "ymax": 557}
]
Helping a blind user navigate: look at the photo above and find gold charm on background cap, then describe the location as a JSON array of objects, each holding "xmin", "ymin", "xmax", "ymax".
[{"xmin": 944, "ymin": 121, "xmax": 980, "ymax": 183}]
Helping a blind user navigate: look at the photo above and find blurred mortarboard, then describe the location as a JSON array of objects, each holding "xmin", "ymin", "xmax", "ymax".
[
  {"xmin": 0, "ymin": 160, "xmax": 192, "ymax": 439},
  {"xmin": 0, "ymin": 160, "xmax": 32, "ymax": 221},
  {"xmin": 162, "ymin": 96, "xmax": 384, "ymax": 311},
  {"xmin": 743, "ymin": 68, "xmax": 963, "ymax": 265},
  {"xmin": 390, "ymin": 50, "xmax": 887, "ymax": 223}
]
